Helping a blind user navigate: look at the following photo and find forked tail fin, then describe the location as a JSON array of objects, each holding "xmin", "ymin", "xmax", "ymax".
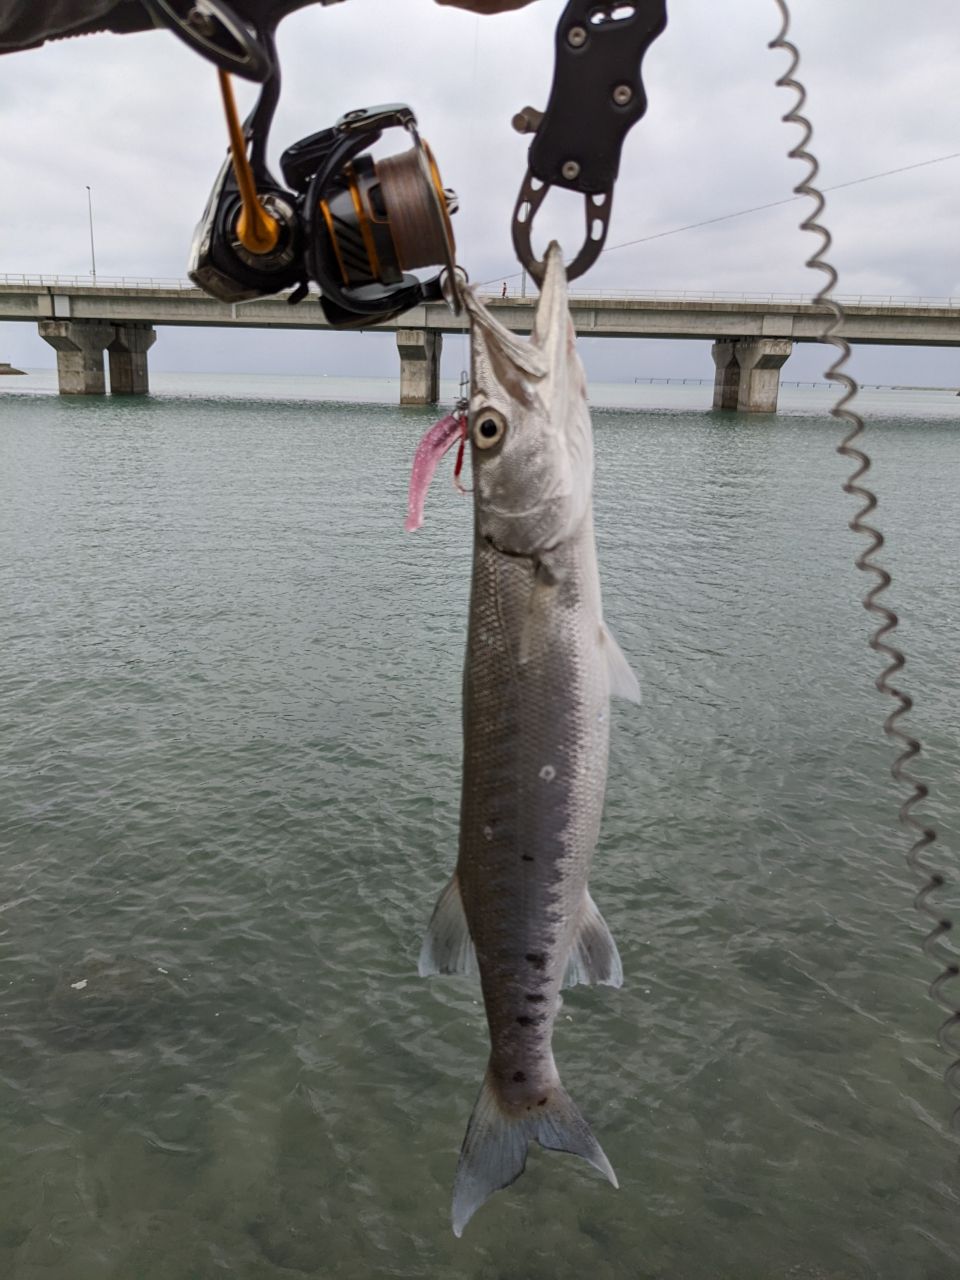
[{"xmin": 451, "ymin": 1067, "xmax": 617, "ymax": 1237}]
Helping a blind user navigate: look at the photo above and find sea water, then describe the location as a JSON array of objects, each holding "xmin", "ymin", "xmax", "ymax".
[{"xmin": 1, "ymin": 373, "xmax": 958, "ymax": 1278}]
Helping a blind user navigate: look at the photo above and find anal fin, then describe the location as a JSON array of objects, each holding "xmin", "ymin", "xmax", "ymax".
[
  {"xmin": 418, "ymin": 873, "xmax": 477, "ymax": 978},
  {"xmin": 563, "ymin": 891, "xmax": 623, "ymax": 989}
]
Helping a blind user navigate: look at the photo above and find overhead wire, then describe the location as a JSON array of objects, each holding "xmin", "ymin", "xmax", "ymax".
[
  {"xmin": 769, "ymin": 0, "xmax": 959, "ymax": 1128},
  {"xmin": 457, "ymin": 14, "xmax": 482, "ymax": 389},
  {"xmin": 479, "ymin": 149, "xmax": 960, "ymax": 288},
  {"xmin": 599, "ymin": 151, "xmax": 960, "ymax": 258}
]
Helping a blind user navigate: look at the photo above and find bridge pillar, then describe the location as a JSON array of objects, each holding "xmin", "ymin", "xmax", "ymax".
[
  {"xmin": 38, "ymin": 319, "xmax": 114, "ymax": 395},
  {"xmin": 397, "ymin": 329, "xmax": 442, "ymax": 405},
  {"xmin": 711, "ymin": 337, "xmax": 793, "ymax": 413},
  {"xmin": 108, "ymin": 324, "xmax": 156, "ymax": 395},
  {"xmin": 711, "ymin": 340, "xmax": 740, "ymax": 410},
  {"xmin": 733, "ymin": 338, "xmax": 793, "ymax": 412}
]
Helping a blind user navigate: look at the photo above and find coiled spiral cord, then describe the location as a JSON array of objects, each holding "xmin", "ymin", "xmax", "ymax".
[{"xmin": 769, "ymin": 0, "xmax": 960, "ymax": 1125}]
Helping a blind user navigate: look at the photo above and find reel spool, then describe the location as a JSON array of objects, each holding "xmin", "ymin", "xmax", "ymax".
[
  {"xmin": 285, "ymin": 104, "xmax": 458, "ymax": 326},
  {"xmin": 318, "ymin": 142, "xmax": 457, "ymax": 291}
]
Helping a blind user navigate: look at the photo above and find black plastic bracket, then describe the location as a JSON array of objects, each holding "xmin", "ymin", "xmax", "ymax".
[
  {"xmin": 512, "ymin": 0, "xmax": 667, "ymax": 283},
  {"xmin": 143, "ymin": 0, "xmax": 275, "ymax": 80}
]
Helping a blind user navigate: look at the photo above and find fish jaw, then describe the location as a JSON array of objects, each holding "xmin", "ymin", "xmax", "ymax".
[{"xmin": 461, "ymin": 243, "xmax": 593, "ymax": 561}]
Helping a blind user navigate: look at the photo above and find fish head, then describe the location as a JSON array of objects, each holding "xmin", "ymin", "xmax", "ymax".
[{"xmin": 462, "ymin": 242, "xmax": 592, "ymax": 559}]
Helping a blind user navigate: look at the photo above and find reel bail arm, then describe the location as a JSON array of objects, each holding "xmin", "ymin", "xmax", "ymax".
[{"xmin": 511, "ymin": 0, "xmax": 667, "ymax": 284}]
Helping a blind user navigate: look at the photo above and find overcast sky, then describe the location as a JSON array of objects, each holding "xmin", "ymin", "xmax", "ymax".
[{"xmin": 1, "ymin": 0, "xmax": 959, "ymax": 385}]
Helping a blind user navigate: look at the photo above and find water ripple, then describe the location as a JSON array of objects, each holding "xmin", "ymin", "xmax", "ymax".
[{"xmin": 0, "ymin": 393, "xmax": 958, "ymax": 1277}]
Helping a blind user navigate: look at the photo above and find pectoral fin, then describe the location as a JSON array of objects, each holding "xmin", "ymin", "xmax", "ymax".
[
  {"xmin": 418, "ymin": 873, "xmax": 477, "ymax": 978},
  {"xmin": 563, "ymin": 891, "xmax": 623, "ymax": 988},
  {"xmin": 600, "ymin": 624, "xmax": 641, "ymax": 703}
]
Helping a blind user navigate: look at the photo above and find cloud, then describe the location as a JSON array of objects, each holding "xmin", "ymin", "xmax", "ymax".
[{"xmin": 1, "ymin": 0, "xmax": 958, "ymax": 382}]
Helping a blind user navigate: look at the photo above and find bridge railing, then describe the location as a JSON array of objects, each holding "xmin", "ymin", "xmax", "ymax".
[
  {"xmin": 553, "ymin": 288, "xmax": 960, "ymax": 307},
  {"xmin": 0, "ymin": 273, "xmax": 199, "ymax": 291},
  {"xmin": 3, "ymin": 273, "xmax": 960, "ymax": 309}
]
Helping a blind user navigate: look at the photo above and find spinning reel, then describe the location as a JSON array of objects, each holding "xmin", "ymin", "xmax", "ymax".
[{"xmin": 189, "ymin": 51, "xmax": 458, "ymax": 325}]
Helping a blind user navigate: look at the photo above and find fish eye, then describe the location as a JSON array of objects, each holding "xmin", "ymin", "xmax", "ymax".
[{"xmin": 473, "ymin": 408, "xmax": 507, "ymax": 450}]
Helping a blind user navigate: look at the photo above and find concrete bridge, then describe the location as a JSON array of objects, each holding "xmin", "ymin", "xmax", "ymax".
[{"xmin": 2, "ymin": 275, "xmax": 959, "ymax": 411}]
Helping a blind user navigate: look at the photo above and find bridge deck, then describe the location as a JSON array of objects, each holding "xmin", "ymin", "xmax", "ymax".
[{"xmin": 2, "ymin": 281, "xmax": 960, "ymax": 346}]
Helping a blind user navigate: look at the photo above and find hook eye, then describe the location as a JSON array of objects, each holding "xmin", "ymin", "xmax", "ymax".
[{"xmin": 144, "ymin": 0, "xmax": 275, "ymax": 81}]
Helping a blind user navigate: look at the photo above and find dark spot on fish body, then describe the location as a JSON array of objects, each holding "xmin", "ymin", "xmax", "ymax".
[
  {"xmin": 537, "ymin": 1097, "xmax": 548, "ymax": 1106},
  {"xmin": 513, "ymin": 1071, "xmax": 526, "ymax": 1082},
  {"xmin": 525, "ymin": 952, "xmax": 546, "ymax": 969},
  {"xmin": 525, "ymin": 993, "xmax": 545, "ymax": 1002},
  {"xmin": 516, "ymin": 1013, "xmax": 547, "ymax": 1027},
  {"xmin": 521, "ymin": 855, "xmax": 534, "ymax": 862}
]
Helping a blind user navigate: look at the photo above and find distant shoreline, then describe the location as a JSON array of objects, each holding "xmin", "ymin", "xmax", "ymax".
[{"xmin": 4, "ymin": 367, "xmax": 960, "ymax": 392}]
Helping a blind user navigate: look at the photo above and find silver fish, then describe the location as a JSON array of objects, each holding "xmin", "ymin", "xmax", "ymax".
[{"xmin": 418, "ymin": 243, "xmax": 640, "ymax": 1235}]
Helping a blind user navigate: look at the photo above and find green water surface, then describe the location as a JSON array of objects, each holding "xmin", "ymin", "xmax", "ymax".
[{"xmin": 1, "ymin": 380, "xmax": 959, "ymax": 1279}]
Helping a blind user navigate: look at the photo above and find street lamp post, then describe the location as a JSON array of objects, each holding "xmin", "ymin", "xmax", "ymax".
[{"xmin": 85, "ymin": 185, "xmax": 97, "ymax": 282}]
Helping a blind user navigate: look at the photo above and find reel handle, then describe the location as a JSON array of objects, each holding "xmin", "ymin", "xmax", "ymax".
[{"xmin": 217, "ymin": 70, "xmax": 280, "ymax": 254}]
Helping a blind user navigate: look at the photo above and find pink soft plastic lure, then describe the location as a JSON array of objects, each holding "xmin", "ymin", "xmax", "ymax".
[{"xmin": 404, "ymin": 411, "xmax": 468, "ymax": 532}]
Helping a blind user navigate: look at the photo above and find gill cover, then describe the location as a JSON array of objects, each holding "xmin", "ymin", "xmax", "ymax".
[{"xmin": 461, "ymin": 242, "xmax": 593, "ymax": 560}]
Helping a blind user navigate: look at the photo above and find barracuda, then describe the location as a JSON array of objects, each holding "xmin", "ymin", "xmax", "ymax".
[{"xmin": 415, "ymin": 242, "xmax": 640, "ymax": 1236}]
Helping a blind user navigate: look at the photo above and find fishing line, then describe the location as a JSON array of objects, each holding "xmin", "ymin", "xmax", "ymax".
[
  {"xmin": 479, "ymin": 149, "xmax": 960, "ymax": 289},
  {"xmin": 457, "ymin": 15, "xmax": 483, "ymax": 396},
  {"xmin": 590, "ymin": 152, "xmax": 960, "ymax": 261},
  {"xmin": 769, "ymin": 0, "xmax": 960, "ymax": 1126}
]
